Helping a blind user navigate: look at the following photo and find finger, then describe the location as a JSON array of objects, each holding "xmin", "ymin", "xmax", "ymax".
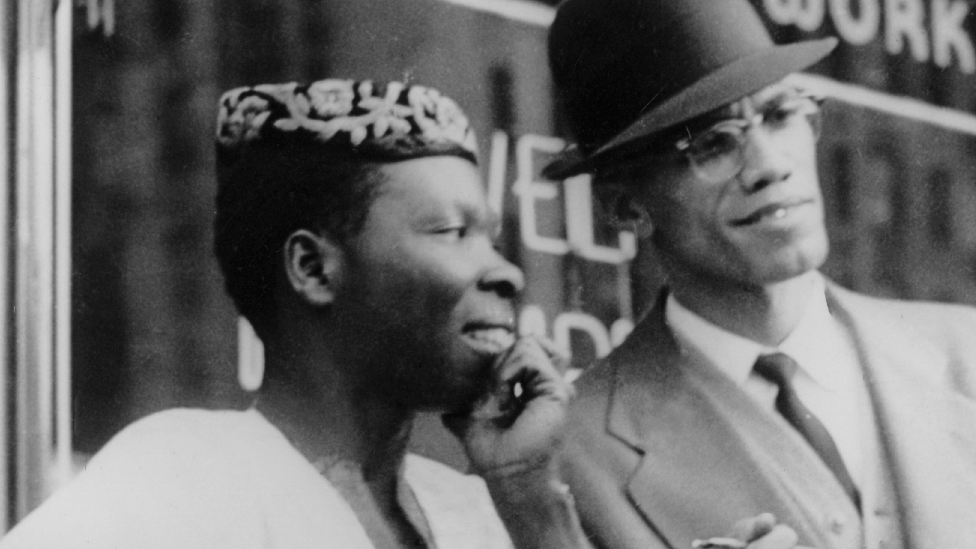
[
  {"xmin": 467, "ymin": 340, "xmax": 571, "ymax": 443},
  {"xmin": 728, "ymin": 513, "xmax": 776, "ymax": 542},
  {"xmin": 745, "ymin": 525, "xmax": 798, "ymax": 549},
  {"xmin": 496, "ymin": 337, "xmax": 556, "ymax": 379},
  {"xmin": 453, "ymin": 336, "xmax": 574, "ymax": 469},
  {"xmin": 530, "ymin": 337, "xmax": 578, "ymax": 393},
  {"xmin": 532, "ymin": 335, "xmax": 572, "ymax": 374},
  {"xmin": 494, "ymin": 338, "xmax": 569, "ymax": 405},
  {"xmin": 461, "ymin": 338, "xmax": 561, "ymax": 427}
]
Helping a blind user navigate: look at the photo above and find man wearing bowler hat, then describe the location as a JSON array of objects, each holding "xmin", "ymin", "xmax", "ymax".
[{"xmin": 545, "ymin": 1, "xmax": 976, "ymax": 549}]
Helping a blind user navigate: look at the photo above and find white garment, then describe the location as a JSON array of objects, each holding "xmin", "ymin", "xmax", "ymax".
[
  {"xmin": 0, "ymin": 408, "xmax": 513, "ymax": 549},
  {"xmin": 664, "ymin": 273, "xmax": 869, "ymax": 488}
]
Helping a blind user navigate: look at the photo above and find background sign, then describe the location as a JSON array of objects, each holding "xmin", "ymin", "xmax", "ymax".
[{"xmin": 66, "ymin": 0, "xmax": 976, "ymax": 470}]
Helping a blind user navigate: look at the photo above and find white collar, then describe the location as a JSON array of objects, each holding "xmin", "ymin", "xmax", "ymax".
[{"xmin": 665, "ymin": 273, "xmax": 846, "ymax": 391}]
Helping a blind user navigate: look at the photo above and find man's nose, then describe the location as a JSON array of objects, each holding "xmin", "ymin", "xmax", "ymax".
[
  {"xmin": 479, "ymin": 252, "xmax": 525, "ymax": 300},
  {"xmin": 736, "ymin": 127, "xmax": 793, "ymax": 193}
]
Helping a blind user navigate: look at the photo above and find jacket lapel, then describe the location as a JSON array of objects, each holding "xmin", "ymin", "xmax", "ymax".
[
  {"xmin": 606, "ymin": 294, "xmax": 858, "ymax": 549},
  {"xmin": 827, "ymin": 287, "xmax": 976, "ymax": 549}
]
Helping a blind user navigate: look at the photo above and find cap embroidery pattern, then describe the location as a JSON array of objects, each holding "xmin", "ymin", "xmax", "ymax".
[{"xmin": 217, "ymin": 79, "xmax": 477, "ymax": 161}]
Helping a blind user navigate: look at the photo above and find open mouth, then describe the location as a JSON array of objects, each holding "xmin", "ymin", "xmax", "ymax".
[
  {"xmin": 731, "ymin": 199, "xmax": 812, "ymax": 227},
  {"xmin": 461, "ymin": 324, "xmax": 515, "ymax": 357}
]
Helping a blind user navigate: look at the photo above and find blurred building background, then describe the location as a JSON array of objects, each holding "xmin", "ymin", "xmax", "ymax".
[{"xmin": 4, "ymin": 0, "xmax": 976, "ymax": 531}]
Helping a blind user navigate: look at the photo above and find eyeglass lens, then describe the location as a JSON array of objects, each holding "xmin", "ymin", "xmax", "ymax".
[{"xmin": 684, "ymin": 94, "xmax": 822, "ymax": 183}]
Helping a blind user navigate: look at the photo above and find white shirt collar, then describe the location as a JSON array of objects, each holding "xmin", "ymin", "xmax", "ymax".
[
  {"xmin": 665, "ymin": 291, "xmax": 763, "ymax": 385},
  {"xmin": 665, "ymin": 273, "xmax": 845, "ymax": 391}
]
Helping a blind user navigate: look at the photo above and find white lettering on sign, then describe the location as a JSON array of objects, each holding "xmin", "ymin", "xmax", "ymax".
[
  {"xmin": 518, "ymin": 305, "xmax": 633, "ymax": 359},
  {"xmin": 766, "ymin": 0, "xmax": 794, "ymax": 24},
  {"xmin": 490, "ymin": 135, "xmax": 638, "ymax": 362},
  {"xmin": 487, "ymin": 131, "xmax": 509, "ymax": 215},
  {"xmin": 504, "ymin": 133, "xmax": 638, "ymax": 264},
  {"xmin": 609, "ymin": 318, "xmax": 635, "ymax": 347},
  {"xmin": 511, "ymin": 134, "xmax": 571, "ymax": 256},
  {"xmin": 765, "ymin": 0, "xmax": 827, "ymax": 31},
  {"xmin": 554, "ymin": 312, "xmax": 614, "ymax": 358},
  {"xmin": 762, "ymin": 0, "xmax": 976, "ymax": 74},
  {"xmin": 829, "ymin": 0, "xmax": 881, "ymax": 44},
  {"xmin": 563, "ymin": 174, "xmax": 637, "ymax": 264},
  {"xmin": 933, "ymin": 0, "xmax": 976, "ymax": 71},
  {"xmin": 886, "ymin": 0, "xmax": 929, "ymax": 62}
]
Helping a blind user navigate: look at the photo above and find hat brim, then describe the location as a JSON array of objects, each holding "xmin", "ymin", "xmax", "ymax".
[{"xmin": 544, "ymin": 37, "xmax": 838, "ymax": 180}]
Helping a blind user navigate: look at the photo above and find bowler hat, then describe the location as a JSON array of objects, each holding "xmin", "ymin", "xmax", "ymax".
[{"xmin": 545, "ymin": 0, "xmax": 837, "ymax": 179}]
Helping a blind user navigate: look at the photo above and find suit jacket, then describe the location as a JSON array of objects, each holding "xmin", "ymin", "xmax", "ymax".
[{"xmin": 561, "ymin": 283, "xmax": 976, "ymax": 549}]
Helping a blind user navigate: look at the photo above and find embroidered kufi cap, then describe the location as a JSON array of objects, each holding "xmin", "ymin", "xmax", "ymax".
[{"xmin": 216, "ymin": 78, "xmax": 478, "ymax": 168}]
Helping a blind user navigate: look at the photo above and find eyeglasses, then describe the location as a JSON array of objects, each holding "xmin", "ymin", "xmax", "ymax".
[{"xmin": 672, "ymin": 92, "xmax": 824, "ymax": 183}]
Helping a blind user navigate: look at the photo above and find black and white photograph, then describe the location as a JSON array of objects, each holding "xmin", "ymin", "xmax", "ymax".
[{"xmin": 1, "ymin": 0, "xmax": 975, "ymax": 548}]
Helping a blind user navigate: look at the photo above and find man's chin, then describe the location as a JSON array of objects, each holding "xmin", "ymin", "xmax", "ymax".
[{"xmin": 750, "ymin": 239, "xmax": 829, "ymax": 284}]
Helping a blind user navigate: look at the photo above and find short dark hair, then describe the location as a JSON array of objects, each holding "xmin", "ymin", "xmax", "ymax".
[{"xmin": 214, "ymin": 134, "xmax": 385, "ymax": 339}]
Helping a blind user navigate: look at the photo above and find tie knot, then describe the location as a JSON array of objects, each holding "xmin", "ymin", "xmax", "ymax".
[{"xmin": 753, "ymin": 352, "xmax": 799, "ymax": 387}]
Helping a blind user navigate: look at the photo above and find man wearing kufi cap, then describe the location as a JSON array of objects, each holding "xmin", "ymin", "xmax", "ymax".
[
  {"xmin": 546, "ymin": 1, "xmax": 976, "ymax": 549},
  {"xmin": 1, "ymin": 78, "xmax": 591, "ymax": 549}
]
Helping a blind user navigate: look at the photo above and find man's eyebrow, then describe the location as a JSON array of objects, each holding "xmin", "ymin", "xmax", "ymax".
[
  {"xmin": 754, "ymin": 85, "xmax": 806, "ymax": 107},
  {"xmin": 674, "ymin": 107, "xmax": 736, "ymax": 136},
  {"xmin": 453, "ymin": 200, "xmax": 500, "ymax": 229},
  {"xmin": 678, "ymin": 98, "xmax": 745, "ymax": 131}
]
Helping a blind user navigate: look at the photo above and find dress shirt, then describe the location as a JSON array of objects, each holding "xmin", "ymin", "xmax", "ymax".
[{"xmin": 665, "ymin": 274, "xmax": 869, "ymax": 489}]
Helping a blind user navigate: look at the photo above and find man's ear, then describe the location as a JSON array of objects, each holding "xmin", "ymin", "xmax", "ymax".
[
  {"xmin": 283, "ymin": 229, "xmax": 345, "ymax": 306},
  {"xmin": 606, "ymin": 189, "xmax": 654, "ymax": 239}
]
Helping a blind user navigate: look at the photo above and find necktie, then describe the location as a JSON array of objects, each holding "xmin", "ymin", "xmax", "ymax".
[{"xmin": 753, "ymin": 353, "xmax": 861, "ymax": 510}]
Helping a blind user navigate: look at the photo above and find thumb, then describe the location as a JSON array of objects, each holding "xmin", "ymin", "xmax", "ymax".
[
  {"xmin": 745, "ymin": 525, "xmax": 798, "ymax": 549},
  {"xmin": 728, "ymin": 513, "xmax": 776, "ymax": 542}
]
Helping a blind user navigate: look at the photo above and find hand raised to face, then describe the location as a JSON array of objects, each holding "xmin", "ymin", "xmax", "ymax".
[
  {"xmin": 442, "ymin": 334, "xmax": 573, "ymax": 478},
  {"xmin": 443, "ymin": 336, "xmax": 594, "ymax": 549}
]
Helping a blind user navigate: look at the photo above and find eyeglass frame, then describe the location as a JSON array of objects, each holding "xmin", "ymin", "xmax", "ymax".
[{"xmin": 669, "ymin": 90, "xmax": 825, "ymax": 184}]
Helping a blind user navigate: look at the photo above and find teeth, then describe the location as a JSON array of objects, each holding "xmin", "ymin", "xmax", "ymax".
[
  {"xmin": 467, "ymin": 328, "xmax": 515, "ymax": 351},
  {"xmin": 773, "ymin": 208, "xmax": 787, "ymax": 219}
]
